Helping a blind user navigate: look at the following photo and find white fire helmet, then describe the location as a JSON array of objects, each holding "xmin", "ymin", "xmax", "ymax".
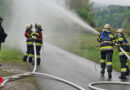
[
  {"xmin": 117, "ymin": 28, "xmax": 123, "ymax": 33},
  {"xmin": 26, "ymin": 24, "xmax": 32, "ymax": 29},
  {"xmin": 104, "ymin": 24, "xmax": 111, "ymax": 29}
]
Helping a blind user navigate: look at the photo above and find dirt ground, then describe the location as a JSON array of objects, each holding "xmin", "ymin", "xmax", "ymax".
[{"xmin": 0, "ymin": 62, "xmax": 38, "ymax": 90}]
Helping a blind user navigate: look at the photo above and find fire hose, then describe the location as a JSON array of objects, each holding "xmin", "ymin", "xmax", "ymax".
[
  {"xmin": 1, "ymin": 40, "xmax": 130, "ymax": 90},
  {"xmin": 0, "ymin": 42, "xmax": 86, "ymax": 90}
]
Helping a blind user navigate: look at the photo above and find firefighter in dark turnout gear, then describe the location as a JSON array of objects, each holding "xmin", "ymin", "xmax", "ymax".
[
  {"xmin": 34, "ymin": 23, "xmax": 43, "ymax": 65},
  {"xmin": 23, "ymin": 24, "xmax": 36, "ymax": 63},
  {"xmin": 115, "ymin": 29, "xmax": 129, "ymax": 79},
  {"xmin": 97, "ymin": 24, "xmax": 115, "ymax": 79}
]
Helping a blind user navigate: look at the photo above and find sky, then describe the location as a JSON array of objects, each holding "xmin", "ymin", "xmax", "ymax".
[{"xmin": 90, "ymin": 0, "xmax": 130, "ymax": 6}]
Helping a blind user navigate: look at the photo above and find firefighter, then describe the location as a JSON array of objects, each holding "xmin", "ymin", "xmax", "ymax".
[
  {"xmin": 97, "ymin": 24, "xmax": 115, "ymax": 79},
  {"xmin": 23, "ymin": 24, "xmax": 36, "ymax": 63},
  {"xmin": 34, "ymin": 23, "xmax": 43, "ymax": 65},
  {"xmin": 115, "ymin": 28, "xmax": 129, "ymax": 79}
]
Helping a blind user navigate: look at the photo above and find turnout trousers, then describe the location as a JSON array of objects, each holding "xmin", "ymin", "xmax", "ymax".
[
  {"xmin": 23, "ymin": 44, "xmax": 34, "ymax": 62},
  {"xmin": 36, "ymin": 45, "xmax": 42, "ymax": 65},
  {"xmin": 119, "ymin": 55, "xmax": 129, "ymax": 77},
  {"xmin": 100, "ymin": 50, "xmax": 113, "ymax": 73},
  {"xmin": 119, "ymin": 45, "xmax": 129, "ymax": 78}
]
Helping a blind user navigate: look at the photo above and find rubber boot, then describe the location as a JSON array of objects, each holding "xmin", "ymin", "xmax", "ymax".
[
  {"xmin": 126, "ymin": 67, "xmax": 129, "ymax": 76},
  {"xmin": 23, "ymin": 56, "xmax": 27, "ymax": 62},
  {"xmin": 28, "ymin": 57, "xmax": 33, "ymax": 63},
  {"xmin": 119, "ymin": 72, "xmax": 126, "ymax": 79},
  {"xmin": 100, "ymin": 68, "xmax": 105, "ymax": 76},
  {"xmin": 108, "ymin": 72, "xmax": 112, "ymax": 79},
  {"xmin": 37, "ymin": 58, "xmax": 41, "ymax": 66}
]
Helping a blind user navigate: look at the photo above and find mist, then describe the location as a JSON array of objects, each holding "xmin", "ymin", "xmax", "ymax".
[{"xmin": 5, "ymin": 0, "xmax": 98, "ymax": 51}]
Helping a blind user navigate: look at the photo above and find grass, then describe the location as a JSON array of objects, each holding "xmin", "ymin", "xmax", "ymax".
[
  {"xmin": 0, "ymin": 46, "xmax": 24, "ymax": 63},
  {"xmin": 47, "ymin": 31, "xmax": 130, "ymax": 72},
  {"xmin": 0, "ymin": 46, "xmax": 37, "ymax": 88}
]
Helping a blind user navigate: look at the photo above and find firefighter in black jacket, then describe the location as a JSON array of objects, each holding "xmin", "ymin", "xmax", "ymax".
[
  {"xmin": 34, "ymin": 23, "xmax": 43, "ymax": 65},
  {"xmin": 115, "ymin": 29, "xmax": 129, "ymax": 79},
  {"xmin": 23, "ymin": 24, "xmax": 36, "ymax": 63},
  {"xmin": 97, "ymin": 24, "xmax": 115, "ymax": 79}
]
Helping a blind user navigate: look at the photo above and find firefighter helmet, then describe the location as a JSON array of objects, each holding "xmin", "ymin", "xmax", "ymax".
[
  {"xmin": 26, "ymin": 24, "xmax": 32, "ymax": 29},
  {"xmin": 116, "ymin": 28, "xmax": 123, "ymax": 33},
  {"xmin": 104, "ymin": 24, "xmax": 111, "ymax": 29},
  {"xmin": 35, "ymin": 23, "xmax": 41, "ymax": 28}
]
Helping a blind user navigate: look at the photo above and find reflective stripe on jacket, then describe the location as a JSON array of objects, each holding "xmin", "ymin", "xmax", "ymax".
[
  {"xmin": 97, "ymin": 30, "xmax": 115, "ymax": 51},
  {"xmin": 24, "ymin": 29, "xmax": 34, "ymax": 45}
]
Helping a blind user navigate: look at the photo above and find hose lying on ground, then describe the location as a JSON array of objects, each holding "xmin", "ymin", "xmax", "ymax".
[
  {"xmin": 89, "ymin": 81, "xmax": 130, "ymax": 90},
  {"xmin": 0, "ymin": 42, "xmax": 86, "ymax": 90}
]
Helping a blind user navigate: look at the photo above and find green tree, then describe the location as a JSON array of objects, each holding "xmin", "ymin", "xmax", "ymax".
[
  {"xmin": 94, "ymin": 5, "xmax": 129, "ymax": 28},
  {"xmin": 65, "ymin": 0, "xmax": 95, "ymax": 27}
]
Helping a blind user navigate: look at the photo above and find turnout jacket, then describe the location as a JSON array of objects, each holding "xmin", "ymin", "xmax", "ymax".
[
  {"xmin": 115, "ymin": 33, "xmax": 129, "ymax": 56},
  {"xmin": 97, "ymin": 29, "xmax": 115, "ymax": 51},
  {"xmin": 35, "ymin": 29, "xmax": 43, "ymax": 46},
  {"xmin": 24, "ymin": 29, "xmax": 34, "ymax": 45}
]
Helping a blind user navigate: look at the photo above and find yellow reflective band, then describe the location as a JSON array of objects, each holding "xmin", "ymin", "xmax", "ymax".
[
  {"xmin": 36, "ymin": 55, "xmax": 40, "ymax": 58},
  {"xmin": 98, "ymin": 37, "xmax": 100, "ymax": 40},
  {"xmin": 31, "ymin": 32, "xmax": 34, "ymax": 36},
  {"xmin": 119, "ymin": 52, "xmax": 128, "ymax": 55},
  {"xmin": 36, "ymin": 43, "xmax": 42, "ymax": 46},
  {"xmin": 119, "ymin": 38, "xmax": 123, "ymax": 41},
  {"xmin": 100, "ymin": 59, "xmax": 105, "ymax": 63},
  {"xmin": 113, "ymin": 40, "xmax": 116, "ymax": 42},
  {"xmin": 100, "ymin": 46, "xmax": 113, "ymax": 50},
  {"xmin": 121, "ymin": 68, "xmax": 127, "ymax": 72},
  {"xmin": 35, "ymin": 33, "xmax": 39, "ymax": 35},
  {"xmin": 27, "ymin": 42, "xmax": 33, "ymax": 44},
  {"xmin": 109, "ymin": 35, "xmax": 114, "ymax": 38},
  {"xmin": 25, "ymin": 53, "xmax": 29, "ymax": 56},
  {"xmin": 33, "ymin": 36, "xmax": 37, "ymax": 39},
  {"xmin": 29, "ymin": 54, "xmax": 34, "ymax": 56},
  {"xmin": 107, "ymin": 62, "xmax": 112, "ymax": 65}
]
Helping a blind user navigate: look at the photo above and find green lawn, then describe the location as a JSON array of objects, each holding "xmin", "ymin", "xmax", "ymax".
[{"xmin": 0, "ymin": 46, "xmax": 24, "ymax": 64}]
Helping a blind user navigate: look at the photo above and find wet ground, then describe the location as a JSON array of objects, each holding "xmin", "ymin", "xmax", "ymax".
[{"xmin": 33, "ymin": 43, "xmax": 130, "ymax": 90}]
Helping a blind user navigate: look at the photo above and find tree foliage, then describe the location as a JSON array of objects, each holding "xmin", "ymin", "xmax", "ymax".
[
  {"xmin": 94, "ymin": 5, "xmax": 130, "ymax": 29},
  {"xmin": 64, "ymin": 0, "xmax": 95, "ymax": 27}
]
